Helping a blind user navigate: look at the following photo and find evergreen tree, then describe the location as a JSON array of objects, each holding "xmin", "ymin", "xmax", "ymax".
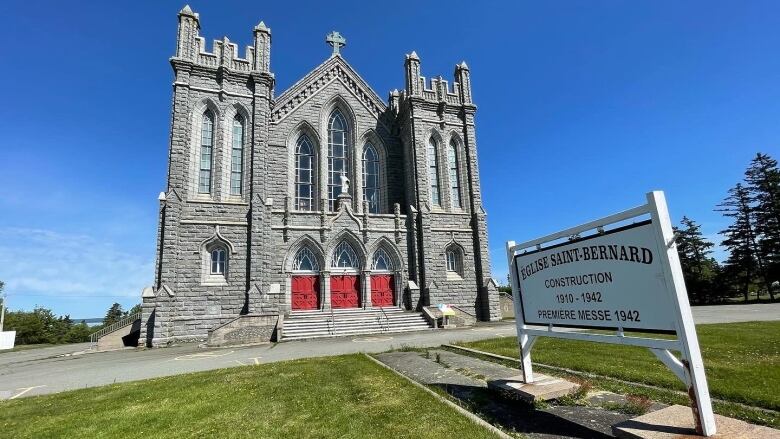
[
  {"xmin": 127, "ymin": 303, "xmax": 142, "ymax": 316},
  {"xmin": 717, "ymin": 183, "xmax": 760, "ymax": 301},
  {"xmin": 103, "ymin": 303, "xmax": 124, "ymax": 326},
  {"xmin": 744, "ymin": 152, "xmax": 780, "ymax": 300},
  {"xmin": 674, "ymin": 216, "xmax": 720, "ymax": 304}
]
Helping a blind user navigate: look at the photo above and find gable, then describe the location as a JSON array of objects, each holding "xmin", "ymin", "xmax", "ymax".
[{"xmin": 271, "ymin": 56, "xmax": 387, "ymax": 125}]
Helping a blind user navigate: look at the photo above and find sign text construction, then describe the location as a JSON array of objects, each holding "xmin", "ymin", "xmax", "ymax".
[{"xmin": 514, "ymin": 221, "xmax": 676, "ymax": 331}]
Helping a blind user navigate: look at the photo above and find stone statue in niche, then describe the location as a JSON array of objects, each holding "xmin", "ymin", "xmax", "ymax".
[{"xmin": 340, "ymin": 171, "xmax": 350, "ymax": 195}]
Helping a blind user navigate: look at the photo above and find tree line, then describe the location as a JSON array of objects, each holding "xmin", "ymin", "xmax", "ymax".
[
  {"xmin": 1, "ymin": 282, "xmax": 141, "ymax": 346},
  {"xmin": 500, "ymin": 153, "xmax": 779, "ymax": 305},
  {"xmin": 676, "ymin": 152, "xmax": 779, "ymax": 304}
]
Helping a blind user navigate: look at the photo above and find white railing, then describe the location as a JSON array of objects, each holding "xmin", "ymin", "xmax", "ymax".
[{"xmin": 89, "ymin": 312, "xmax": 141, "ymax": 346}]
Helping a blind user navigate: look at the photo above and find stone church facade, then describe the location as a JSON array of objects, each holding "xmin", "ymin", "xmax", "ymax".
[{"xmin": 140, "ymin": 6, "xmax": 500, "ymax": 346}]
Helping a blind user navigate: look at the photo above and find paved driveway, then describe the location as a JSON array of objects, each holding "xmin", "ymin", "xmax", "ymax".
[
  {"xmin": 0, "ymin": 322, "xmax": 517, "ymax": 400},
  {"xmin": 0, "ymin": 303, "xmax": 776, "ymax": 400}
]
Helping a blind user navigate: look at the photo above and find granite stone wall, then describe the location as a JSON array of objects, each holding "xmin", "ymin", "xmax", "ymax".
[{"xmin": 140, "ymin": 7, "xmax": 500, "ymax": 347}]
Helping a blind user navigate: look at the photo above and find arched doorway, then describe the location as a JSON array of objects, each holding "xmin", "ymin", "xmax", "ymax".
[
  {"xmin": 291, "ymin": 247, "xmax": 320, "ymax": 310},
  {"xmin": 370, "ymin": 248, "xmax": 395, "ymax": 307},
  {"xmin": 330, "ymin": 241, "xmax": 361, "ymax": 308}
]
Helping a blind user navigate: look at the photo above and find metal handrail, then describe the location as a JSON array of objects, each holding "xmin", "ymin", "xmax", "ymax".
[
  {"xmin": 377, "ymin": 307, "xmax": 390, "ymax": 332},
  {"xmin": 89, "ymin": 312, "xmax": 141, "ymax": 346},
  {"xmin": 329, "ymin": 306, "xmax": 336, "ymax": 335}
]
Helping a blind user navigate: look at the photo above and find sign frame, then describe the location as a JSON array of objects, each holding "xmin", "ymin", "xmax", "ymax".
[{"xmin": 506, "ymin": 191, "xmax": 716, "ymax": 436}]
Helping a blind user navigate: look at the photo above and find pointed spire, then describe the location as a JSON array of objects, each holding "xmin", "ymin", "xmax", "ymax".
[
  {"xmin": 179, "ymin": 4, "xmax": 197, "ymax": 18},
  {"xmin": 254, "ymin": 21, "xmax": 270, "ymax": 33},
  {"xmin": 408, "ymin": 50, "xmax": 420, "ymax": 60},
  {"xmin": 458, "ymin": 60, "xmax": 469, "ymax": 70}
]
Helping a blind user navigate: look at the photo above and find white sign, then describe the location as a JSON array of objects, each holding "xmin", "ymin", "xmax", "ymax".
[
  {"xmin": 0, "ymin": 331, "xmax": 15, "ymax": 350},
  {"xmin": 514, "ymin": 221, "xmax": 676, "ymax": 332},
  {"xmin": 506, "ymin": 192, "xmax": 717, "ymax": 436}
]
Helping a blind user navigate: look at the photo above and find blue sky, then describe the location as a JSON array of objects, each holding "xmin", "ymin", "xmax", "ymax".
[{"xmin": 1, "ymin": 1, "xmax": 778, "ymax": 318}]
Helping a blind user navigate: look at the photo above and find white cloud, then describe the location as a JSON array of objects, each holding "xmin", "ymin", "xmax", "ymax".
[{"xmin": 0, "ymin": 227, "xmax": 154, "ymax": 300}]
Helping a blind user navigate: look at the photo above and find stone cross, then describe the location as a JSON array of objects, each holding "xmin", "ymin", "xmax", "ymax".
[{"xmin": 326, "ymin": 31, "xmax": 346, "ymax": 56}]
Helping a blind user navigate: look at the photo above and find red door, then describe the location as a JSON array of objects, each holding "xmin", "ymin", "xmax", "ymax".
[
  {"xmin": 331, "ymin": 275, "xmax": 360, "ymax": 308},
  {"xmin": 371, "ymin": 275, "xmax": 394, "ymax": 307},
  {"xmin": 292, "ymin": 275, "xmax": 320, "ymax": 310}
]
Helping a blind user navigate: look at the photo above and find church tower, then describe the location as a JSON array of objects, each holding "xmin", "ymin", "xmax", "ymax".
[{"xmin": 397, "ymin": 53, "xmax": 500, "ymax": 321}]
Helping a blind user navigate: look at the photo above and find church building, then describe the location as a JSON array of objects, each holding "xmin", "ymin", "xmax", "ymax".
[{"xmin": 140, "ymin": 6, "xmax": 500, "ymax": 346}]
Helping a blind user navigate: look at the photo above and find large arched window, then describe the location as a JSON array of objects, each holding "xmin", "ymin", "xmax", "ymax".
[
  {"xmin": 427, "ymin": 137, "xmax": 441, "ymax": 207},
  {"xmin": 447, "ymin": 140, "xmax": 462, "ymax": 209},
  {"xmin": 328, "ymin": 110, "xmax": 349, "ymax": 211},
  {"xmin": 211, "ymin": 247, "xmax": 227, "ymax": 275},
  {"xmin": 230, "ymin": 116, "xmax": 244, "ymax": 196},
  {"xmin": 363, "ymin": 143, "xmax": 381, "ymax": 213},
  {"xmin": 295, "ymin": 134, "xmax": 316, "ymax": 211},
  {"xmin": 372, "ymin": 248, "xmax": 394, "ymax": 271},
  {"xmin": 293, "ymin": 247, "xmax": 319, "ymax": 272},
  {"xmin": 198, "ymin": 110, "xmax": 215, "ymax": 194},
  {"xmin": 331, "ymin": 241, "xmax": 359, "ymax": 269}
]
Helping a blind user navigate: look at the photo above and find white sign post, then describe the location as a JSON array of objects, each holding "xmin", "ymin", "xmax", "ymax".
[{"xmin": 506, "ymin": 191, "xmax": 716, "ymax": 436}]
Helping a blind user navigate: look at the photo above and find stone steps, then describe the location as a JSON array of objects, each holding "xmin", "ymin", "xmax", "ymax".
[{"xmin": 282, "ymin": 307, "xmax": 432, "ymax": 341}]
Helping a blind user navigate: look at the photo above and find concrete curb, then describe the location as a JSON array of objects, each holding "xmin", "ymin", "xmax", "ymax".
[{"xmin": 363, "ymin": 353, "xmax": 515, "ymax": 439}]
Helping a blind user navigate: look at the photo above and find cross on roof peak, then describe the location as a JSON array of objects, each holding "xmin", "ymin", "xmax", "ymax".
[{"xmin": 326, "ymin": 31, "xmax": 346, "ymax": 56}]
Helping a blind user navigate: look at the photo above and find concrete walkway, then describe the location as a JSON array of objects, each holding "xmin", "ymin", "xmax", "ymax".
[
  {"xmin": 0, "ymin": 323, "xmax": 516, "ymax": 400},
  {"xmin": 0, "ymin": 303, "xmax": 776, "ymax": 401}
]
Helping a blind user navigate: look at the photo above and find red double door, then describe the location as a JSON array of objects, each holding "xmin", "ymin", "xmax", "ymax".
[
  {"xmin": 331, "ymin": 275, "xmax": 361, "ymax": 309},
  {"xmin": 370, "ymin": 275, "xmax": 394, "ymax": 307},
  {"xmin": 291, "ymin": 275, "xmax": 320, "ymax": 310}
]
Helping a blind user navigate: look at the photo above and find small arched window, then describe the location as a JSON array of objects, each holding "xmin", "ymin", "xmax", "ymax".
[
  {"xmin": 211, "ymin": 247, "xmax": 227, "ymax": 275},
  {"xmin": 293, "ymin": 247, "xmax": 319, "ymax": 271},
  {"xmin": 447, "ymin": 140, "xmax": 462, "ymax": 209},
  {"xmin": 427, "ymin": 137, "xmax": 441, "ymax": 207},
  {"xmin": 363, "ymin": 143, "xmax": 381, "ymax": 213},
  {"xmin": 331, "ymin": 241, "xmax": 359, "ymax": 269},
  {"xmin": 198, "ymin": 110, "xmax": 215, "ymax": 194},
  {"xmin": 230, "ymin": 116, "xmax": 244, "ymax": 196},
  {"xmin": 295, "ymin": 134, "xmax": 316, "ymax": 211},
  {"xmin": 328, "ymin": 110, "xmax": 349, "ymax": 210},
  {"xmin": 372, "ymin": 248, "xmax": 394, "ymax": 271},
  {"xmin": 445, "ymin": 247, "xmax": 463, "ymax": 277}
]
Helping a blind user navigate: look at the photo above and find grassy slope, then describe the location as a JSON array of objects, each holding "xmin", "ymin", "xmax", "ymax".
[
  {"xmin": 0, "ymin": 354, "xmax": 500, "ymax": 439},
  {"xmin": 458, "ymin": 321, "xmax": 780, "ymax": 410}
]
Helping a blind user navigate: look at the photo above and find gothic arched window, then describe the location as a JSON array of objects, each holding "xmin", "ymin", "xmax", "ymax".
[
  {"xmin": 445, "ymin": 246, "xmax": 463, "ymax": 277},
  {"xmin": 427, "ymin": 137, "xmax": 441, "ymax": 207},
  {"xmin": 363, "ymin": 143, "xmax": 381, "ymax": 213},
  {"xmin": 230, "ymin": 116, "xmax": 244, "ymax": 196},
  {"xmin": 372, "ymin": 248, "xmax": 394, "ymax": 271},
  {"xmin": 198, "ymin": 110, "xmax": 215, "ymax": 194},
  {"xmin": 293, "ymin": 247, "xmax": 319, "ymax": 272},
  {"xmin": 211, "ymin": 247, "xmax": 227, "ymax": 275},
  {"xmin": 295, "ymin": 134, "xmax": 316, "ymax": 211},
  {"xmin": 328, "ymin": 110, "xmax": 349, "ymax": 211},
  {"xmin": 447, "ymin": 140, "xmax": 462, "ymax": 209},
  {"xmin": 331, "ymin": 241, "xmax": 359, "ymax": 269}
]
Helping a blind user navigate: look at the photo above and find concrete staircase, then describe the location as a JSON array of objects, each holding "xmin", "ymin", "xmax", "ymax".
[{"xmin": 281, "ymin": 307, "xmax": 432, "ymax": 341}]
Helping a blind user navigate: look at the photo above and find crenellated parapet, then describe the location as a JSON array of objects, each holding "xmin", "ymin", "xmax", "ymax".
[
  {"xmin": 403, "ymin": 51, "xmax": 472, "ymax": 106},
  {"xmin": 173, "ymin": 5, "xmax": 271, "ymax": 74}
]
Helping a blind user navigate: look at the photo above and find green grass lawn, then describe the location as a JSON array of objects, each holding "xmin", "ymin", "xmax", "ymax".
[
  {"xmin": 0, "ymin": 354, "xmax": 501, "ymax": 439},
  {"xmin": 457, "ymin": 321, "xmax": 780, "ymax": 411}
]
